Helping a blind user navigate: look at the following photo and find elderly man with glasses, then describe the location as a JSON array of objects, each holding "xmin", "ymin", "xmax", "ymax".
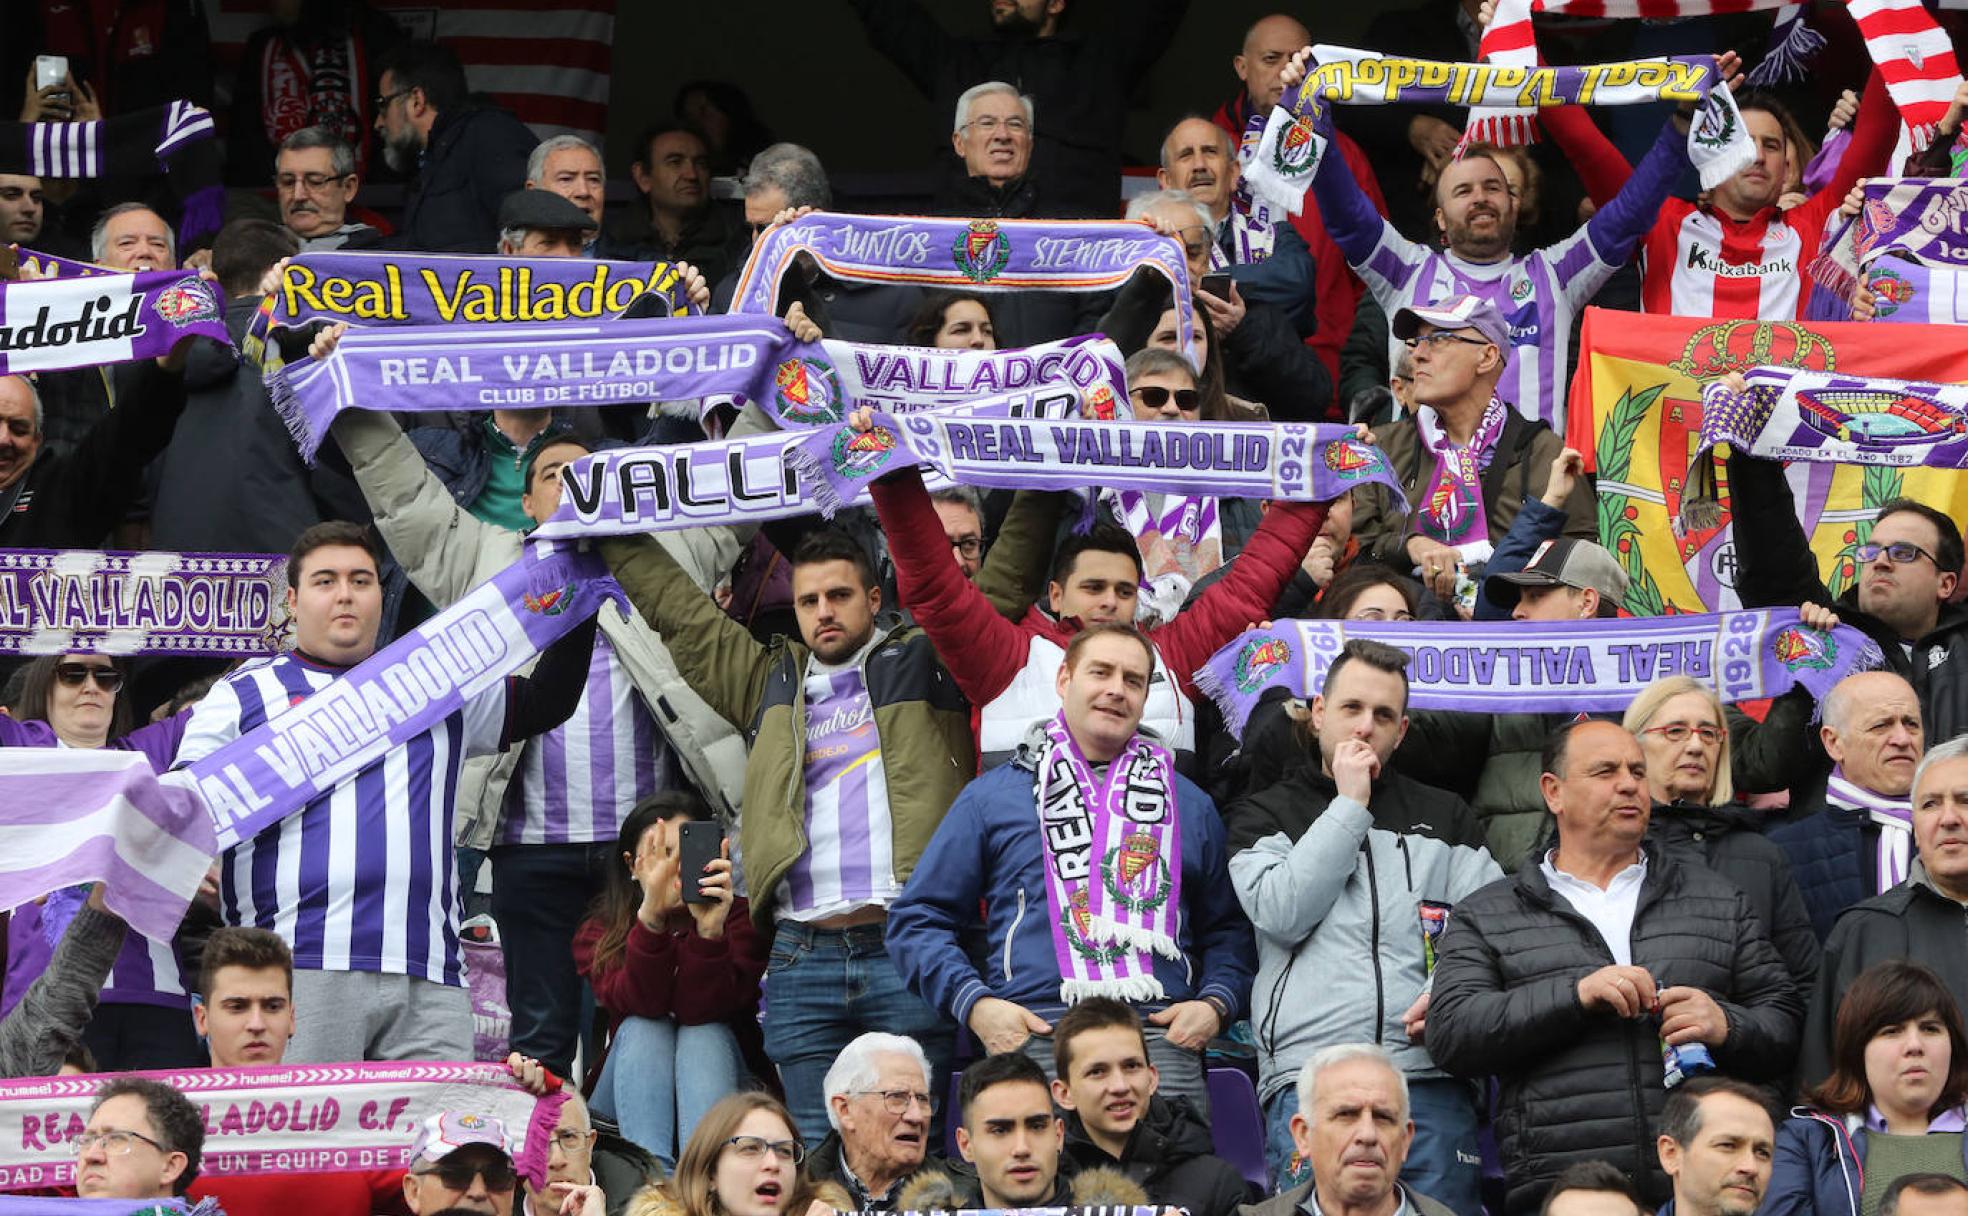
[
  {"xmin": 809, "ymin": 1033, "xmax": 944, "ymax": 1211},
  {"xmin": 275, "ymin": 127, "xmax": 378, "ymax": 250}
]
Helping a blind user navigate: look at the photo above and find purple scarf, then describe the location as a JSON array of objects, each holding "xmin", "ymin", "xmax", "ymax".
[
  {"xmin": 0, "ymin": 550, "xmax": 288, "ymax": 657},
  {"xmin": 1695, "ymin": 369, "xmax": 1968, "ymax": 475},
  {"xmin": 1810, "ymin": 178, "xmax": 1968, "ymax": 312},
  {"xmin": 1201, "ymin": 609, "xmax": 1881, "ymax": 735},
  {"xmin": 1415, "ymin": 397, "xmax": 1509, "ymax": 550},
  {"xmin": 0, "ymin": 269, "xmax": 227, "ymax": 375}
]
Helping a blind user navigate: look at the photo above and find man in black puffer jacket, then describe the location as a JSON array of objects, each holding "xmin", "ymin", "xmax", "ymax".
[{"xmin": 1427, "ymin": 720, "xmax": 1803, "ymax": 1215}]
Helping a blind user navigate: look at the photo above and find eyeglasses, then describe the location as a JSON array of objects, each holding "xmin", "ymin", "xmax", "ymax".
[
  {"xmin": 1856, "ymin": 541, "xmax": 1938, "ymax": 567},
  {"xmin": 1404, "ymin": 331, "xmax": 1491, "ymax": 351},
  {"xmin": 722, "ymin": 1136, "xmax": 805, "ymax": 1163},
  {"xmin": 72, "ymin": 1129, "xmax": 168, "ymax": 1158},
  {"xmin": 275, "ymin": 172, "xmax": 352, "ymax": 191},
  {"xmin": 852, "ymin": 1089, "xmax": 935, "ymax": 1115},
  {"xmin": 1172, "ymin": 225, "xmax": 1211, "ymax": 261},
  {"xmin": 417, "ymin": 1160, "xmax": 518, "ymax": 1193},
  {"xmin": 949, "ymin": 537, "xmax": 984, "ymax": 560},
  {"xmin": 1641, "ymin": 723, "xmax": 1724, "ymax": 746},
  {"xmin": 374, "ymin": 87, "xmax": 412, "ymax": 111},
  {"xmin": 965, "ymin": 116, "xmax": 1030, "ymax": 136},
  {"xmin": 1130, "ymin": 385, "xmax": 1200, "ymax": 412},
  {"xmin": 549, "ymin": 1128, "xmax": 595, "ymax": 1154},
  {"xmin": 55, "ymin": 663, "xmax": 123, "ymax": 691}
]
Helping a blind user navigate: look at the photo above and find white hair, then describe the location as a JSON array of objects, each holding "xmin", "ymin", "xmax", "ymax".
[
  {"xmin": 1295, "ymin": 1043, "xmax": 1410, "ymax": 1125},
  {"xmin": 526, "ymin": 134, "xmax": 602, "ymax": 187},
  {"xmin": 1125, "ymin": 188, "xmax": 1212, "ymax": 232},
  {"xmin": 2, "ymin": 375, "xmax": 42, "ymax": 436},
  {"xmin": 1912, "ymin": 734, "xmax": 1968, "ymax": 805},
  {"xmin": 954, "ymin": 82, "xmax": 1034, "ymax": 135},
  {"xmin": 89, "ymin": 202, "xmax": 174, "ymax": 264},
  {"xmin": 821, "ymin": 1033, "xmax": 933, "ymax": 1131}
]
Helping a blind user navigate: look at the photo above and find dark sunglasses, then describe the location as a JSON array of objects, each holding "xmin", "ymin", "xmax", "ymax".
[
  {"xmin": 54, "ymin": 663, "xmax": 123, "ymax": 692},
  {"xmin": 420, "ymin": 1160, "xmax": 517, "ymax": 1193},
  {"xmin": 1130, "ymin": 385, "xmax": 1200, "ymax": 411}
]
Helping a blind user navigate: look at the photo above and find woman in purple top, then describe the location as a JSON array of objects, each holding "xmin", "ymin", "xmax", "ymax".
[{"xmin": 1, "ymin": 654, "xmax": 204, "ymax": 1070}]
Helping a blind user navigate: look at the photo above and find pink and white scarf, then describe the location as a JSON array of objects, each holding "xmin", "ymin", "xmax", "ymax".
[
  {"xmin": 1034, "ymin": 714, "xmax": 1183, "ymax": 1004},
  {"xmin": 1415, "ymin": 395, "xmax": 1509, "ymax": 551}
]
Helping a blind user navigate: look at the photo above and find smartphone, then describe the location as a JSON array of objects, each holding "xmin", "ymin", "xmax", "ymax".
[
  {"xmin": 677, "ymin": 821, "xmax": 724, "ymax": 904},
  {"xmin": 1199, "ymin": 271, "xmax": 1233, "ymax": 300}
]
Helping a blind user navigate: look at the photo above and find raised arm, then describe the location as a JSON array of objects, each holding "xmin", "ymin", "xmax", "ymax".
[
  {"xmin": 599, "ymin": 535, "xmax": 773, "ymax": 732},
  {"xmin": 0, "ymin": 891, "xmax": 124, "ymax": 1078},
  {"xmin": 1538, "ymin": 105, "xmax": 1631, "ymax": 208},
  {"xmin": 974, "ymin": 488, "xmax": 1070, "ymax": 622},
  {"xmin": 1153, "ymin": 500, "xmax": 1328, "ymax": 696},
  {"xmin": 1580, "ymin": 115, "xmax": 1689, "ymax": 267},
  {"xmin": 843, "ymin": 0, "xmax": 963, "ymax": 97}
]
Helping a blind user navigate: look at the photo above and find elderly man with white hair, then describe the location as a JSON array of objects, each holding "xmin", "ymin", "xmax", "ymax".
[
  {"xmin": 1238, "ymin": 1044, "xmax": 1457, "ymax": 1216},
  {"xmin": 525, "ymin": 134, "xmax": 607, "ymax": 249},
  {"xmin": 936, "ymin": 81, "xmax": 1055, "ymax": 219},
  {"xmin": 807, "ymin": 1033, "xmax": 943, "ymax": 1211}
]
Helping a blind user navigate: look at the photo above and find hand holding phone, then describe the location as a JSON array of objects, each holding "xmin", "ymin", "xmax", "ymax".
[
  {"xmin": 1199, "ymin": 271, "xmax": 1233, "ymax": 300},
  {"xmin": 677, "ymin": 821, "xmax": 725, "ymax": 905}
]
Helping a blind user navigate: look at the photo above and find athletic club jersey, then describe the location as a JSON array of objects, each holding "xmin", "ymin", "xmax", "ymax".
[
  {"xmin": 1640, "ymin": 195, "xmax": 1842, "ymax": 319},
  {"xmin": 172, "ymin": 653, "xmax": 511, "ymax": 986},
  {"xmin": 499, "ymin": 632, "xmax": 669, "ymax": 846},
  {"xmin": 779, "ymin": 663, "xmax": 899, "ymax": 921}
]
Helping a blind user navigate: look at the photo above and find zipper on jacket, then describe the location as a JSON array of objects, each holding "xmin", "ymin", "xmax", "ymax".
[
  {"xmin": 1366, "ymin": 843, "xmax": 1385, "ymax": 1044},
  {"xmin": 1398, "ymin": 835, "xmax": 1415, "ymax": 890},
  {"xmin": 1004, "ymin": 888, "xmax": 1027, "ymax": 982}
]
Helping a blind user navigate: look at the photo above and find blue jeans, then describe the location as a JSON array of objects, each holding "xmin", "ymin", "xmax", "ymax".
[
  {"xmin": 1263, "ymin": 1078, "xmax": 1483, "ymax": 1215},
  {"xmin": 589, "ymin": 1016, "xmax": 742, "ymax": 1171},
  {"xmin": 760, "ymin": 921, "xmax": 955, "ymax": 1143},
  {"xmin": 488, "ymin": 842, "xmax": 616, "ymax": 1076}
]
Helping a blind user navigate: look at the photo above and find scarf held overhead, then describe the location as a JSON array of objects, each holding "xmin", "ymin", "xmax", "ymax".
[
  {"xmin": 0, "ymin": 103, "xmax": 223, "ymax": 245},
  {"xmin": 1809, "ymin": 178, "xmax": 1968, "ymax": 306},
  {"xmin": 0, "ymin": 550, "xmax": 290, "ymax": 658},
  {"xmin": 1200, "ymin": 609, "xmax": 1880, "ymax": 735},
  {"xmin": 0, "ymin": 1062, "xmax": 566, "ymax": 1193},
  {"xmin": 1695, "ymin": 367, "xmax": 1968, "ymax": 471},
  {"xmin": 0, "ymin": 270, "xmax": 227, "ymax": 375}
]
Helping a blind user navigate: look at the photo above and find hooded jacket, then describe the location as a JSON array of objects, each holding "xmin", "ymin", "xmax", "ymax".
[
  {"xmin": 1061, "ymin": 1095, "xmax": 1253, "ymax": 1216},
  {"xmin": 1765, "ymin": 1106, "xmax": 1968, "ymax": 1216},
  {"xmin": 1224, "ymin": 764, "xmax": 1500, "ymax": 1104},
  {"xmin": 891, "ymin": 1163, "xmax": 1148, "ymax": 1213},
  {"xmin": 885, "ymin": 724, "xmax": 1255, "ymax": 1025},
  {"xmin": 1427, "ymin": 841, "xmax": 1805, "ymax": 1214}
]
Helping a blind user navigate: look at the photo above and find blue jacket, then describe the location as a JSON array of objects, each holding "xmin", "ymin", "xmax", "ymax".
[
  {"xmin": 1767, "ymin": 784, "xmax": 1873, "ymax": 943},
  {"xmin": 886, "ymin": 742, "xmax": 1256, "ymax": 1025},
  {"xmin": 1765, "ymin": 1108, "xmax": 1968, "ymax": 1216}
]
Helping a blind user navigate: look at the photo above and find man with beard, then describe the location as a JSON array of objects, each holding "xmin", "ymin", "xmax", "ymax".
[
  {"xmin": 846, "ymin": 0, "xmax": 1188, "ymax": 218},
  {"xmin": 373, "ymin": 40, "xmax": 538, "ymax": 252}
]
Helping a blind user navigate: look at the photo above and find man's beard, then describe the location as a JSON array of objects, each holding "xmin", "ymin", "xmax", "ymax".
[
  {"xmin": 381, "ymin": 127, "xmax": 423, "ymax": 174},
  {"xmin": 992, "ymin": 7, "xmax": 1044, "ymax": 34},
  {"xmin": 1446, "ymin": 209, "xmax": 1512, "ymax": 259}
]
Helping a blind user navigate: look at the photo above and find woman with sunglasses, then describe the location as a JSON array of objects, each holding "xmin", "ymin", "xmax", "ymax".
[
  {"xmin": 1766, "ymin": 961, "xmax": 1968, "ymax": 1216},
  {"xmin": 626, "ymin": 1092, "xmax": 847, "ymax": 1216},
  {"xmin": 1621, "ymin": 674, "xmax": 1821, "ymax": 991},
  {"xmin": 1, "ymin": 655, "xmax": 206, "ymax": 1071}
]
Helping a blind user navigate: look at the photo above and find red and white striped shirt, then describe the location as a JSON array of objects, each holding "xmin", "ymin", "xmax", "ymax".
[{"xmin": 1639, "ymin": 195, "xmax": 1841, "ymax": 320}]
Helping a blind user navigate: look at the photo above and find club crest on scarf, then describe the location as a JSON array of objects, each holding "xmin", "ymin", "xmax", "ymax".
[
  {"xmin": 1689, "ymin": 90, "xmax": 1738, "ymax": 153},
  {"xmin": 1101, "ymin": 829, "xmax": 1173, "ymax": 915},
  {"xmin": 1232, "ymin": 634, "xmax": 1293, "ymax": 694},
  {"xmin": 152, "ymin": 280, "xmax": 221, "ymax": 328},
  {"xmin": 1061, "ymin": 889, "xmax": 1125, "ymax": 964},
  {"xmin": 953, "ymin": 219, "xmax": 1012, "ymax": 283},
  {"xmin": 1273, "ymin": 112, "xmax": 1323, "ymax": 178},
  {"xmin": 522, "ymin": 559, "xmax": 578, "ymax": 616},
  {"xmin": 828, "ymin": 424, "xmax": 900, "ymax": 480},
  {"xmin": 1084, "ymin": 383, "xmax": 1119, "ymax": 421},
  {"xmin": 772, "ymin": 356, "xmax": 842, "ymax": 425},
  {"xmin": 1796, "ymin": 386, "xmax": 1967, "ymax": 444},
  {"xmin": 1322, "ymin": 439, "xmax": 1379, "ymax": 482},
  {"xmin": 1773, "ymin": 626, "xmax": 1837, "ymax": 673},
  {"xmin": 1865, "ymin": 267, "xmax": 1917, "ymax": 318}
]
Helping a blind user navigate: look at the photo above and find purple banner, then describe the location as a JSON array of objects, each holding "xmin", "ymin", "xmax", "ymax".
[
  {"xmin": 0, "ymin": 550, "xmax": 288, "ymax": 657},
  {"xmin": 1697, "ymin": 367, "xmax": 1968, "ymax": 470},
  {"xmin": 1810, "ymin": 178, "xmax": 1968, "ymax": 310},
  {"xmin": 1199, "ymin": 609, "xmax": 1880, "ymax": 735},
  {"xmin": 0, "ymin": 269, "xmax": 227, "ymax": 374}
]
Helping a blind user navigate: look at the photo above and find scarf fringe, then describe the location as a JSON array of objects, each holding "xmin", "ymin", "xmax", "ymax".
[
  {"xmin": 263, "ymin": 363, "xmax": 320, "ymax": 465},
  {"xmin": 1677, "ymin": 452, "xmax": 1726, "ymax": 536},
  {"xmin": 1089, "ymin": 918, "xmax": 1184, "ymax": 960},
  {"xmin": 781, "ymin": 444, "xmax": 851, "ymax": 518},
  {"xmin": 1192, "ymin": 655, "xmax": 1251, "ymax": 737},
  {"xmin": 1061, "ymin": 975, "xmax": 1169, "ymax": 1006},
  {"xmin": 1745, "ymin": 11, "xmax": 1826, "ymax": 87}
]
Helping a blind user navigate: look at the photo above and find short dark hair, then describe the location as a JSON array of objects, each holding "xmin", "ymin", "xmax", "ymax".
[
  {"xmin": 1542, "ymin": 717, "xmax": 1596, "ymax": 781},
  {"xmin": 1658, "ymin": 1076, "xmax": 1777, "ymax": 1148},
  {"xmin": 376, "ymin": 40, "xmax": 468, "ymax": 113},
  {"xmin": 1316, "ymin": 562, "xmax": 1420, "ymax": 622},
  {"xmin": 790, "ymin": 528, "xmax": 877, "ymax": 590},
  {"xmin": 1807, "ymin": 960, "xmax": 1968, "ymax": 1117},
  {"xmin": 210, "ymin": 218, "xmax": 299, "ymax": 298},
  {"xmin": 522, "ymin": 435, "xmax": 593, "ymax": 494},
  {"xmin": 1732, "ymin": 89, "xmax": 1799, "ymax": 136},
  {"xmin": 1539, "ymin": 1162, "xmax": 1645, "ymax": 1216},
  {"xmin": 1053, "ymin": 997, "xmax": 1148, "ymax": 1082},
  {"xmin": 287, "ymin": 521, "xmax": 382, "ymax": 584},
  {"xmin": 958, "ymin": 1051, "xmax": 1053, "ymax": 1128},
  {"xmin": 1877, "ymin": 499, "xmax": 1966, "ymax": 580},
  {"xmin": 91, "ymin": 1078, "xmax": 203, "ymax": 1194},
  {"xmin": 1882, "ymin": 1175, "xmax": 1968, "ymax": 1216},
  {"xmin": 197, "ymin": 927, "xmax": 293, "ymax": 1001},
  {"xmin": 1063, "ymin": 623, "xmax": 1154, "ymax": 677},
  {"xmin": 634, "ymin": 120, "xmax": 708, "ymax": 171},
  {"xmin": 1321, "ymin": 639, "xmax": 1410, "ymax": 707},
  {"xmin": 1050, "ymin": 523, "xmax": 1144, "ymax": 588}
]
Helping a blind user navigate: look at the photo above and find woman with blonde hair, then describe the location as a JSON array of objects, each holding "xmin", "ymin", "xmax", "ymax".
[
  {"xmin": 1622, "ymin": 674, "xmax": 1820, "ymax": 988},
  {"xmin": 626, "ymin": 1092, "xmax": 848, "ymax": 1216}
]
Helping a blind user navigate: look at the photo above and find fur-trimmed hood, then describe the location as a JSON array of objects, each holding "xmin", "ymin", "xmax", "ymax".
[{"xmin": 894, "ymin": 1163, "xmax": 1148, "ymax": 1211}]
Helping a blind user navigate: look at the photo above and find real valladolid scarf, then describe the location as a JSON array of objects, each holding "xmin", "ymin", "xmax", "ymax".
[
  {"xmin": 1695, "ymin": 367, "xmax": 1968, "ymax": 472},
  {"xmin": 1808, "ymin": 178, "xmax": 1968, "ymax": 310},
  {"xmin": 1034, "ymin": 714, "xmax": 1183, "ymax": 1003},
  {"xmin": 1201, "ymin": 609, "xmax": 1880, "ymax": 736},
  {"xmin": 0, "ymin": 270, "xmax": 227, "ymax": 375},
  {"xmin": 0, "ymin": 102, "xmax": 222, "ymax": 242},
  {"xmin": 0, "ymin": 550, "xmax": 289, "ymax": 657}
]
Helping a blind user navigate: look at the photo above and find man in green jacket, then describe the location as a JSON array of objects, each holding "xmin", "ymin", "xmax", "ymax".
[{"xmin": 602, "ymin": 527, "xmax": 970, "ymax": 1142}]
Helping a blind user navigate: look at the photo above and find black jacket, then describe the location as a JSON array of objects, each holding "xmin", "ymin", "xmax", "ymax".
[
  {"xmin": 1647, "ymin": 800, "xmax": 1823, "ymax": 993},
  {"xmin": 1427, "ymin": 841, "xmax": 1805, "ymax": 1214},
  {"xmin": 847, "ymin": 0, "xmax": 1189, "ymax": 219},
  {"xmin": 598, "ymin": 202, "xmax": 752, "ymax": 291},
  {"xmin": 1729, "ymin": 452, "xmax": 1968, "ymax": 750},
  {"xmin": 806, "ymin": 1129, "xmax": 955, "ymax": 1212},
  {"xmin": 397, "ymin": 103, "xmax": 539, "ymax": 253},
  {"xmin": 0, "ymin": 362, "xmax": 184, "ymax": 549},
  {"xmin": 1768, "ymin": 779, "xmax": 1878, "ymax": 944},
  {"xmin": 1061, "ymin": 1096, "xmax": 1253, "ymax": 1216},
  {"xmin": 1798, "ymin": 870, "xmax": 1968, "ymax": 1092}
]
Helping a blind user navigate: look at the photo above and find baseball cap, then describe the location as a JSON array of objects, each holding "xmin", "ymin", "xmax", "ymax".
[
  {"xmin": 1485, "ymin": 538, "xmax": 1629, "ymax": 609},
  {"xmin": 1391, "ymin": 294, "xmax": 1511, "ymax": 359},
  {"xmin": 409, "ymin": 1110, "xmax": 518, "ymax": 1165},
  {"xmin": 497, "ymin": 188, "xmax": 599, "ymax": 234}
]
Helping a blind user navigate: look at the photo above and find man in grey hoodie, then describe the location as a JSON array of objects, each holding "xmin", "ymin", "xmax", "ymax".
[{"xmin": 2, "ymin": 883, "xmax": 127, "ymax": 1077}]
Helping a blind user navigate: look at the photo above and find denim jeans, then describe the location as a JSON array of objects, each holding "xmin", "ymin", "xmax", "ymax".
[
  {"xmin": 760, "ymin": 921, "xmax": 955, "ymax": 1143},
  {"xmin": 488, "ymin": 842, "xmax": 617, "ymax": 1076},
  {"xmin": 589, "ymin": 1015, "xmax": 743, "ymax": 1171},
  {"xmin": 1263, "ymin": 1077, "xmax": 1483, "ymax": 1214}
]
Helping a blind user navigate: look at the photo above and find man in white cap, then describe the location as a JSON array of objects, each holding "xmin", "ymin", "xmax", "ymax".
[
  {"xmin": 402, "ymin": 1110, "xmax": 604, "ymax": 1216},
  {"xmin": 1350, "ymin": 294, "xmax": 1595, "ymax": 611}
]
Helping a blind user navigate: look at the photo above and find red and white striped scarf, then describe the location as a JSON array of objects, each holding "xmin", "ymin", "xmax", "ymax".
[{"xmin": 1471, "ymin": 0, "xmax": 1958, "ymax": 148}]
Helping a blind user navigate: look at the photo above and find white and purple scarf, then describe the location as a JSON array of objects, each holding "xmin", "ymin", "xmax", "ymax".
[
  {"xmin": 0, "ymin": 103, "xmax": 222, "ymax": 245},
  {"xmin": 0, "ymin": 270, "xmax": 227, "ymax": 375},
  {"xmin": 1034, "ymin": 714, "xmax": 1182, "ymax": 1003},
  {"xmin": 1695, "ymin": 368, "xmax": 1968, "ymax": 475},
  {"xmin": 1808, "ymin": 178, "xmax": 1968, "ymax": 309},
  {"xmin": 1826, "ymin": 765, "xmax": 1914, "ymax": 892},
  {"xmin": 1416, "ymin": 396, "xmax": 1509, "ymax": 553},
  {"xmin": 0, "ymin": 550, "xmax": 289, "ymax": 657},
  {"xmin": 1106, "ymin": 488, "xmax": 1223, "ymax": 625}
]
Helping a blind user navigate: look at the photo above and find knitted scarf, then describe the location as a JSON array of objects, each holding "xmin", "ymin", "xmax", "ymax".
[
  {"xmin": 0, "ymin": 102, "xmax": 222, "ymax": 244},
  {"xmin": 1415, "ymin": 396, "xmax": 1509, "ymax": 550},
  {"xmin": 1826, "ymin": 765, "xmax": 1914, "ymax": 893}
]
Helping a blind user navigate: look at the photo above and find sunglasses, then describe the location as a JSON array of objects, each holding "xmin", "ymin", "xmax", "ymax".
[
  {"xmin": 1130, "ymin": 386, "xmax": 1200, "ymax": 411},
  {"xmin": 419, "ymin": 1160, "xmax": 518, "ymax": 1193},
  {"xmin": 55, "ymin": 663, "xmax": 123, "ymax": 692}
]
